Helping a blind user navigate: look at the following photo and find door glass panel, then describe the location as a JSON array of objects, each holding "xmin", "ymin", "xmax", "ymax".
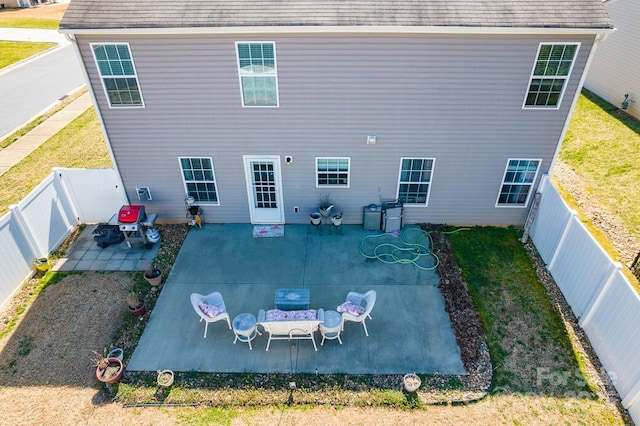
[{"xmin": 252, "ymin": 161, "xmax": 277, "ymax": 208}]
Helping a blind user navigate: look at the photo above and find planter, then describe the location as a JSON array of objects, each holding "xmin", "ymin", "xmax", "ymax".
[
  {"xmin": 310, "ymin": 213, "xmax": 322, "ymax": 225},
  {"xmin": 403, "ymin": 373, "xmax": 421, "ymax": 392},
  {"xmin": 331, "ymin": 214, "xmax": 343, "ymax": 226},
  {"xmin": 33, "ymin": 258, "xmax": 49, "ymax": 272},
  {"xmin": 107, "ymin": 348, "xmax": 124, "ymax": 361},
  {"xmin": 319, "ymin": 206, "xmax": 333, "ymax": 218},
  {"xmin": 128, "ymin": 299, "xmax": 146, "ymax": 316},
  {"xmin": 144, "ymin": 268, "xmax": 163, "ymax": 286},
  {"xmin": 96, "ymin": 357, "xmax": 124, "ymax": 384},
  {"xmin": 157, "ymin": 369, "xmax": 175, "ymax": 387}
]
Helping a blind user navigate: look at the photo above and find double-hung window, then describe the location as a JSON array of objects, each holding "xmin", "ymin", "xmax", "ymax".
[
  {"xmin": 496, "ymin": 159, "xmax": 540, "ymax": 207},
  {"xmin": 236, "ymin": 42, "xmax": 279, "ymax": 107},
  {"xmin": 316, "ymin": 157, "xmax": 350, "ymax": 187},
  {"xmin": 91, "ymin": 43, "xmax": 143, "ymax": 108},
  {"xmin": 523, "ymin": 43, "xmax": 579, "ymax": 109},
  {"xmin": 179, "ymin": 157, "xmax": 219, "ymax": 204},
  {"xmin": 397, "ymin": 158, "xmax": 435, "ymax": 205}
]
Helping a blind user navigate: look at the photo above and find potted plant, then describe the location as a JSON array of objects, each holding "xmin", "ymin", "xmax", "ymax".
[
  {"xmin": 157, "ymin": 369, "xmax": 175, "ymax": 387},
  {"xmin": 127, "ymin": 292, "xmax": 146, "ymax": 316},
  {"xmin": 403, "ymin": 373, "xmax": 421, "ymax": 392},
  {"xmin": 331, "ymin": 212, "xmax": 343, "ymax": 226},
  {"xmin": 143, "ymin": 264, "xmax": 162, "ymax": 286},
  {"xmin": 318, "ymin": 193, "xmax": 334, "ymax": 217},
  {"xmin": 309, "ymin": 212, "xmax": 322, "ymax": 225},
  {"xmin": 93, "ymin": 350, "xmax": 124, "ymax": 384},
  {"xmin": 33, "ymin": 257, "xmax": 49, "ymax": 272}
]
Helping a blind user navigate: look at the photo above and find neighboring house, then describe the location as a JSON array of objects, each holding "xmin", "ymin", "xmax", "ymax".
[
  {"xmin": 585, "ymin": 0, "xmax": 640, "ymax": 119},
  {"xmin": 59, "ymin": 0, "xmax": 613, "ymax": 226}
]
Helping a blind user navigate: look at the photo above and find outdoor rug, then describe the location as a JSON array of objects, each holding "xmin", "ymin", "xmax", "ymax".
[{"xmin": 252, "ymin": 225, "xmax": 284, "ymax": 238}]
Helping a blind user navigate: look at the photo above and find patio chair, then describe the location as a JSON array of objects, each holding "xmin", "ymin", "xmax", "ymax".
[
  {"xmin": 190, "ymin": 292, "xmax": 232, "ymax": 338},
  {"xmin": 338, "ymin": 290, "xmax": 376, "ymax": 336}
]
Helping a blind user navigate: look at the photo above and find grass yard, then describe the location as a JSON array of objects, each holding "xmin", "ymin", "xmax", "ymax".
[
  {"xmin": 0, "ymin": 107, "xmax": 111, "ymax": 216},
  {"xmin": 560, "ymin": 90, "xmax": 640, "ymax": 243},
  {"xmin": 0, "ymin": 40, "xmax": 56, "ymax": 69}
]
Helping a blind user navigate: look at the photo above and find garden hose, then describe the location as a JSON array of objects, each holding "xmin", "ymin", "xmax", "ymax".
[{"xmin": 359, "ymin": 227, "xmax": 440, "ymax": 270}]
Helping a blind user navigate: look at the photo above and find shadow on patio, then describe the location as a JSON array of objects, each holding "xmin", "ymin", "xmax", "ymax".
[{"xmin": 127, "ymin": 224, "xmax": 464, "ymax": 375}]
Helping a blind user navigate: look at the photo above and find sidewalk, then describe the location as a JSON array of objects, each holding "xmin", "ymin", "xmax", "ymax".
[{"xmin": 0, "ymin": 90, "xmax": 92, "ymax": 176}]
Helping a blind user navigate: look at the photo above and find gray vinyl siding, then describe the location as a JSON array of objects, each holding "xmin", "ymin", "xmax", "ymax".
[
  {"xmin": 585, "ymin": 0, "xmax": 640, "ymax": 119},
  {"xmin": 76, "ymin": 33, "xmax": 594, "ymax": 225}
]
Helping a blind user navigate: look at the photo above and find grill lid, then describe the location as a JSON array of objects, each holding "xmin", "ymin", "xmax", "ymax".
[{"xmin": 118, "ymin": 205, "xmax": 145, "ymax": 223}]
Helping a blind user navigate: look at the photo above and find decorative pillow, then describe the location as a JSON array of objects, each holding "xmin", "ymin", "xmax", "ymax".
[
  {"xmin": 337, "ymin": 301, "xmax": 365, "ymax": 316},
  {"xmin": 198, "ymin": 301, "xmax": 224, "ymax": 318},
  {"xmin": 265, "ymin": 309, "xmax": 317, "ymax": 321}
]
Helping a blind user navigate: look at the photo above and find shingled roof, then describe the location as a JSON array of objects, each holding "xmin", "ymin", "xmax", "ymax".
[{"xmin": 60, "ymin": 0, "xmax": 613, "ymax": 31}]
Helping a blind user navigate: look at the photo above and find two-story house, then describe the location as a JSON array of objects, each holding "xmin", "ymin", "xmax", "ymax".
[{"xmin": 59, "ymin": 0, "xmax": 613, "ymax": 226}]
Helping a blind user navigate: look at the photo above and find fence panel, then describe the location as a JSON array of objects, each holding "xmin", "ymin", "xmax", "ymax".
[
  {"xmin": 56, "ymin": 168, "xmax": 127, "ymax": 223},
  {"xmin": 529, "ymin": 177, "xmax": 574, "ymax": 264},
  {"xmin": 531, "ymin": 175, "xmax": 640, "ymax": 423},
  {"xmin": 0, "ymin": 168, "xmax": 127, "ymax": 310},
  {"xmin": 547, "ymin": 217, "xmax": 618, "ymax": 318}
]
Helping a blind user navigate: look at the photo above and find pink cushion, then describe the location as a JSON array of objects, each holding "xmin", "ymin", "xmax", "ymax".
[
  {"xmin": 198, "ymin": 301, "xmax": 224, "ymax": 318},
  {"xmin": 265, "ymin": 309, "xmax": 317, "ymax": 321},
  {"xmin": 337, "ymin": 301, "xmax": 365, "ymax": 316}
]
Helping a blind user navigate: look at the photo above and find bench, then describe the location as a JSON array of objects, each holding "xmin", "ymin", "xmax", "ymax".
[{"xmin": 257, "ymin": 308, "xmax": 324, "ymax": 351}]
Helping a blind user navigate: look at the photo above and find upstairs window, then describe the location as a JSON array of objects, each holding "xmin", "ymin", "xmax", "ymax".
[
  {"xmin": 397, "ymin": 158, "xmax": 435, "ymax": 205},
  {"xmin": 316, "ymin": 158, "xmax": 350, "ymax": 187},
  {"xmin": 236, "ymin": 42, "xmax": 279, "ymax": 107},
  {"xmin": 524, "ymin": 43, "xmax": 579, "ymax": 109},
  {"xmin": 179, "ymin": 157, "xmax": 219, "ymax": 204},
  {"xmin": 496, "ymin": 159, "xmax": 540, "ymax": 207},
  {"xmin": 91, "ymin": 43, "xmax": 143, "ymax": 108}
]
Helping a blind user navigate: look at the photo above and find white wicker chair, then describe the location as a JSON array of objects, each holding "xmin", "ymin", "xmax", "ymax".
[
  {"xmin": 190, "ymin": 292, "xmax": 232, "ymax": 338},
  {"xmin": 340, "ymin": 290, "xmax": 376, "ymax": 336}
]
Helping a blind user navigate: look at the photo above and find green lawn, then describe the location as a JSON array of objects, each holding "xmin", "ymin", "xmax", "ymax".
[
  {"xmin": 0, "ymin": 107, "xmax": 111, "ymax": 216},
  {"xmin": 0, "ymin": 16, "xmax": 61, "ymax": 30},
  {"xmin": 0, "ymin": 40, "xmax": 56, "ymax": 69},
  {"xmin": 561, "ymin": 90, "xmax": 640, "ymax": 243}
]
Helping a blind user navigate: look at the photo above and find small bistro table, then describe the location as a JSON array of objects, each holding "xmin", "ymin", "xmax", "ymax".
[
  {"xmin": 232, "ymin": 312, "xmax": 261, "ymax": 350},
  {"xmin": 274, "ymin": 288, "xmax": 310, "ymax": 311},
  {"xmin": 319, "ymin": 309, "xmax": 343, "ymax": 345}
]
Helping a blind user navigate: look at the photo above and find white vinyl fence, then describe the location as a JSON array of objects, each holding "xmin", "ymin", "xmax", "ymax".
[
  {"xmin": 530, "ymin": 175, "xmax": 640, "ymax": 424},
  {"xmin": 0, "ymin": 168, "xmax": 126, "ymax": 309}
]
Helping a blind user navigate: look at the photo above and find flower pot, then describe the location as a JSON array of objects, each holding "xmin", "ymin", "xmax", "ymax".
[
  {"xmin": 107, "ymin": 348, "xmax": 124, "ymax": 361},
  {"xmin": 96, "ymin": 357, "xmax": 124, "ymax": 384},
  {"xmin": 310, "ymin": 213, "xmax": 322, "ymax": 225},
  {"xmin": 157, "ymin": 369, "xmax": 175, "ymax": 387},
  {"xmin": 128, "ymin": 299, "xmax": 146, "ymax": 316},
  {"xmin": 403, "ymin": 373, "xmax": 421, "ymax": 392},
  {"xmin": 144, "ymin": 268, "xmax": 162, "ymax": 286},
  {"xmin": 331, "ymin": 214, "xmax": 343, "ymax": 226},
  {"xmin": 319, "ymin": 205, "xmax": 333, "ymax": 218},
  {"xmin": 34, "ymin": 258, "xmax": 49, "ymax": 272}
]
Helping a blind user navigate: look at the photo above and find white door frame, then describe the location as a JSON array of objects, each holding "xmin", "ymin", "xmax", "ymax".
[{"xmin": 243, "ymin": 155, "xmax": 285, "ymax": 224}]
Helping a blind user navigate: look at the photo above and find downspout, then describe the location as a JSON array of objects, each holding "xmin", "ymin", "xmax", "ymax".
[{"xmin": 63, "ymin": 32, "xmax": 130, "ymax": 206}]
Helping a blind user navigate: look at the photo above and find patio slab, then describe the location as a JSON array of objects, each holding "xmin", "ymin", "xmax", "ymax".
[{"xmin": 127, "ymin": 224, "xmax": 465, "ymax": 375}]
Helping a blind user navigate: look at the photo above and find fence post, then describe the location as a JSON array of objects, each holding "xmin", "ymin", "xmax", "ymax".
[
  {"xmin": 578, "ymin": 262, "xmax": 623, "ymax": 328},
  {"xmin": 53, "ymin": 167, "xmax": 81, "ymax": 224},
  {"xmin": 622, "ymin": 378, "xmax": 640, "ymax": 410},
  {"xmin": 8, "ymin": 204, "xmax": 42, "ymax": 260}
]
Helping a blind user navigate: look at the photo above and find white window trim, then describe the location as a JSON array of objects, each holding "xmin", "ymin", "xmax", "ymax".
[
  {"xmin": 178, "ymin": 156, "xmax": 220, "ymax": 205},
  {"xmin": 495, "ymin": 158, "xmax": 542, "ymax": 208},
  {"xmin": 396, "ymin": 157, "xmax": 436, "ymax": 207},
  {"xmin": 235, "ymin": 41, "xmax": 280, "ymax": 108},
  {"xmin": 315, "ymin": 157, "xmax": 351, "ymax": 188},
  {"xmin": 522, "ymin": 42, "xmax": 580, "ymax": 110},
  {"xmin": 90, "ymin": 42, "xmax": 145, "ymax": 109}
]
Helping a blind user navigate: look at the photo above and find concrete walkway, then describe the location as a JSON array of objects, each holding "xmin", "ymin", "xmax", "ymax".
[{"xmin": 0, "ymin": 90, "xmax": 91, "ymax": 176}]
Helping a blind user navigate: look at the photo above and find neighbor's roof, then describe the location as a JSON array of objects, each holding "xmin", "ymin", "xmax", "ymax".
[{"xmin": 60, "ymin": 0, "xmax": 613, "ymax": 31}]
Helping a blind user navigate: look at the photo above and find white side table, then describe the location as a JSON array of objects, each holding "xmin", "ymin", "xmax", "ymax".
[
  {"xmin": 319, "ymin": 310, "xmax": 343, "ymax": 345},
  {"xmin": 233, "ymin": 313, "xmax": 261, "ymax": 350}
]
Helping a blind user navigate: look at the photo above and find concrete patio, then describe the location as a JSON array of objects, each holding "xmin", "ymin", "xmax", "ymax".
[{"xmin": 127, "ymin": 224, "xmax": 465, "ymax": 375}]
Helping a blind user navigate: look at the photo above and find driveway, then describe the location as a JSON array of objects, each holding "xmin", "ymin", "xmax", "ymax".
[{"xmin": 128, "ymin": 224, "xmax": 465, "ymax": 375}]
